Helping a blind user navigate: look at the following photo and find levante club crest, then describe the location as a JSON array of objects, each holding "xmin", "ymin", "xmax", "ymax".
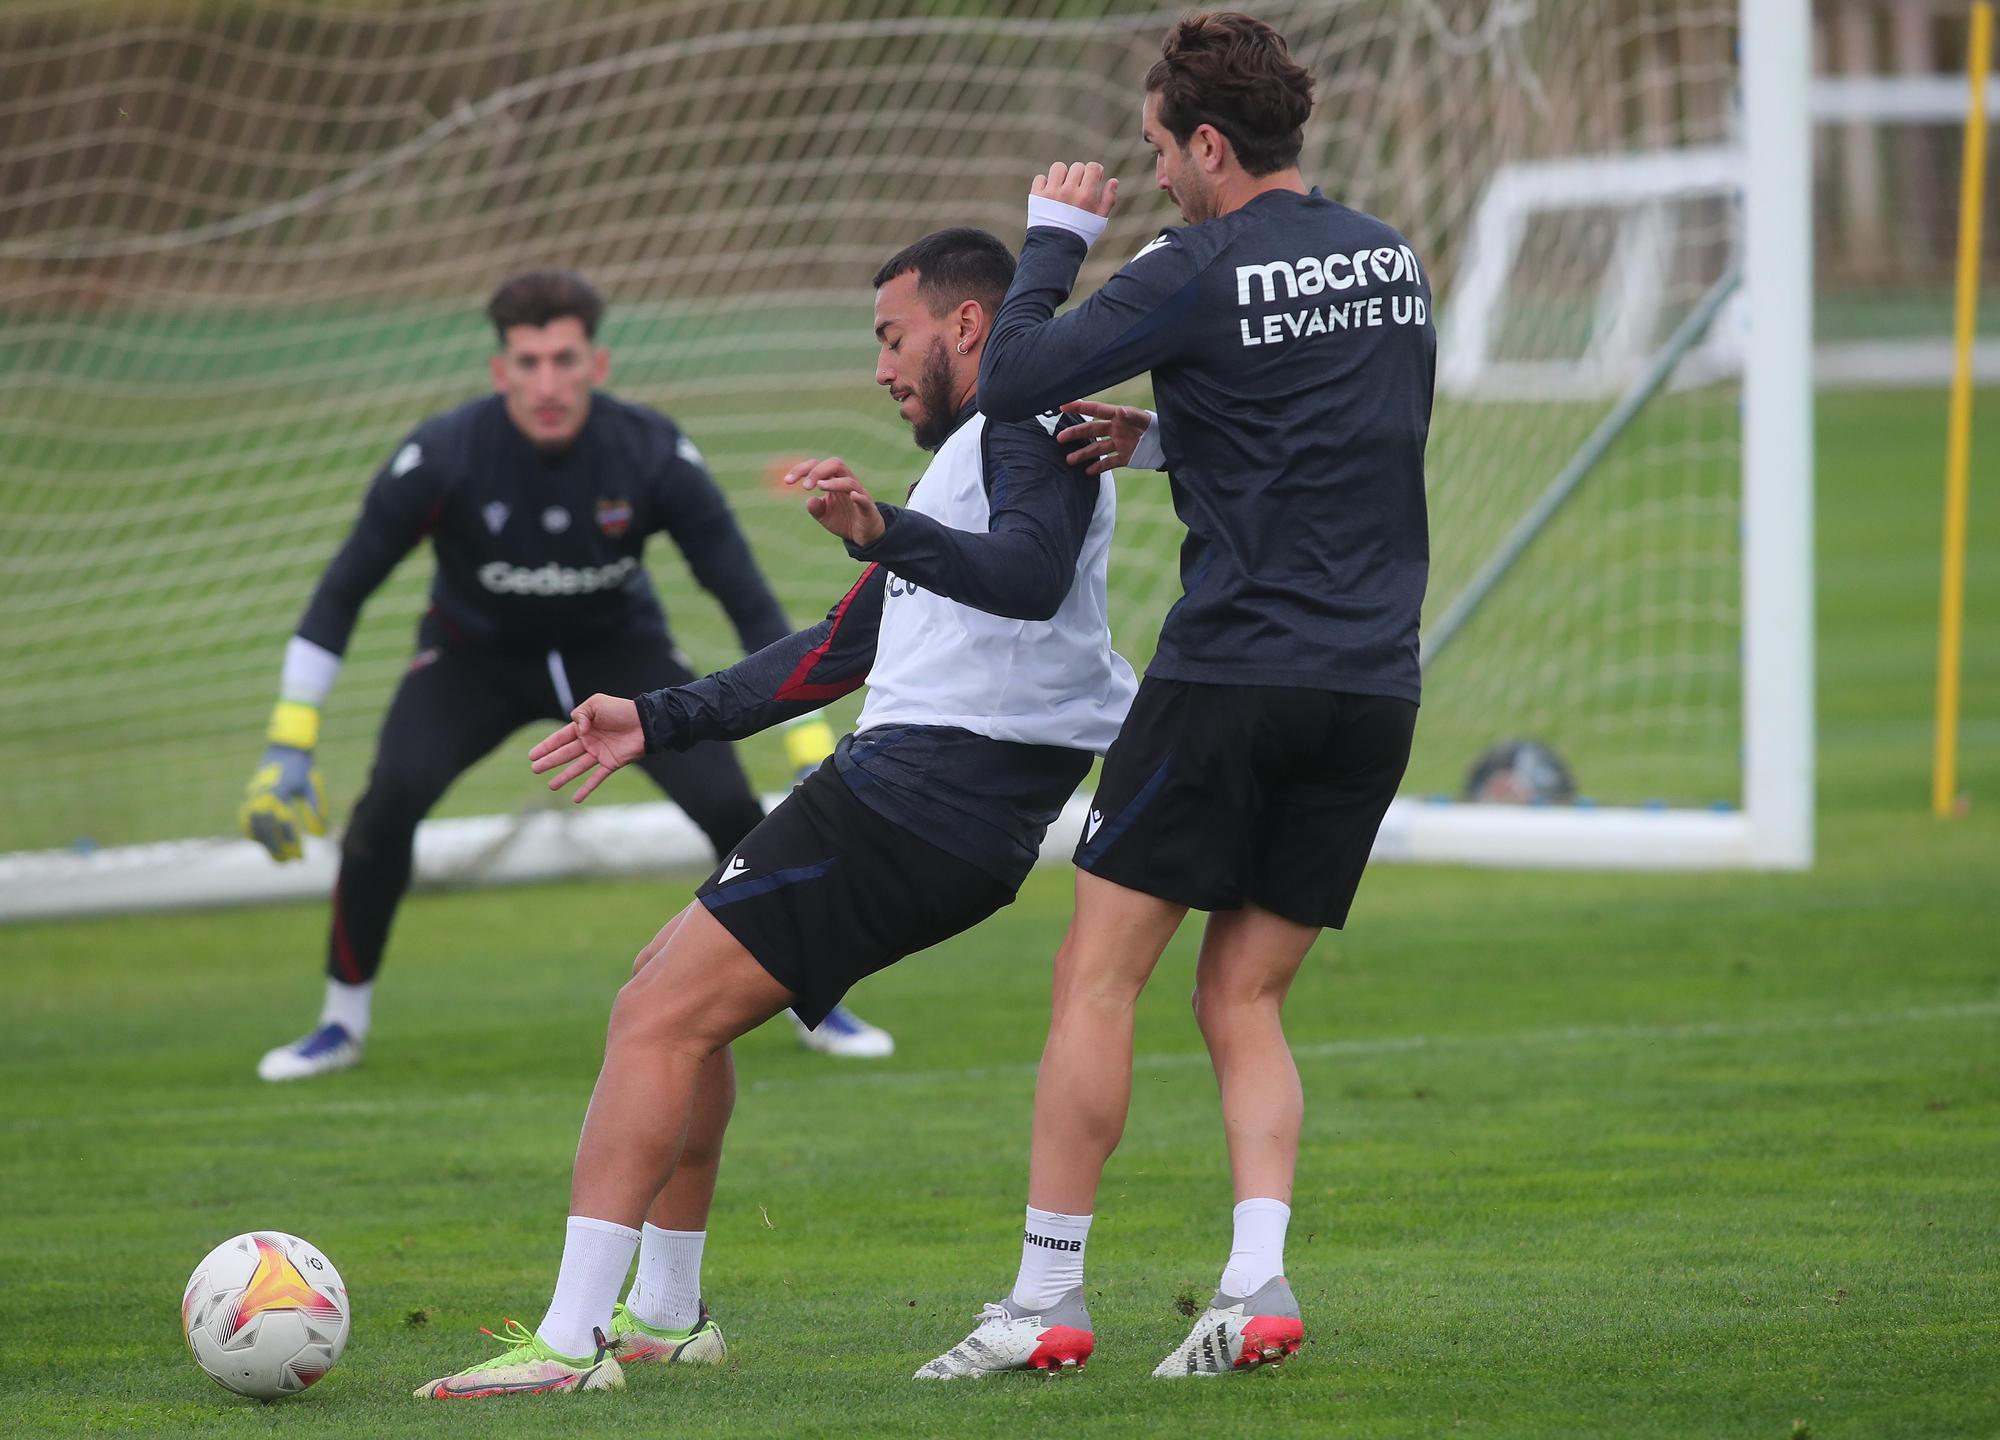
[{"xmin": 596, "ymin": 497, "xmax": 633, "ymax": 538}]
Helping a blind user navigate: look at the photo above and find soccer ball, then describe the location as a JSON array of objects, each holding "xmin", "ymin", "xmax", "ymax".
[
  {"xmin": 181, "ymin": 1231, "xmax": 350, "ymax": 1400},
  {"xmin": 1462, "ymin": 738, "xmax": 1577, "ymax": 805}
]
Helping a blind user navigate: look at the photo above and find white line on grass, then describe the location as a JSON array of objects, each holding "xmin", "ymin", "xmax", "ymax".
[
  {"xmin": 751, "ymin": 997, "xmax": 2000, "ymax": 1094},
  {"xmin": 9, "ymin": 999, "xmax": 1993, "ymax": 1134}
]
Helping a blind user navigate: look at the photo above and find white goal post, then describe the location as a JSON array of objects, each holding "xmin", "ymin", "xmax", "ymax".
[
  {"xmin": 1444, "ymin": 77, "xmax": 2000, "ymax": 399},
  {"xmin": 1404, "ymin": 0, "xmax": 1813, "ymax": 871}
]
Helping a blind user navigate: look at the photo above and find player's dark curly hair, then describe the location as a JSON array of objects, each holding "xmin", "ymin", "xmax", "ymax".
[
  {"xmin": 871, "ymin": 228, "xmax": 1016, "ymax": 319},
  {"xmin": 1145, "ymin": 11, "xmax": 1315, "ymax": 177},
  {"xmin": 486, "ymin": 268, "xmax": 605, "ymax": 343}
]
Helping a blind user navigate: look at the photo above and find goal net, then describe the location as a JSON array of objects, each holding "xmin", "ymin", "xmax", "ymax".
[{"xmin": 0, "ymin": 0, "xmax": 1814, "ymax": 916}]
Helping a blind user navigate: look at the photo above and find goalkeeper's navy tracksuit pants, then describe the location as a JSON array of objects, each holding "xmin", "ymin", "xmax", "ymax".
[{"xmin": 326, "ymin": 631, "xmax": 764, "ymax": 985}]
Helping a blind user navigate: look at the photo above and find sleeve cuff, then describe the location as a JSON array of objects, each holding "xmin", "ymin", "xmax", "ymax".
[
  {"xmin": 636, "ymin": 690, "xmax": 677, "ymax": 753},
  {"xmin": 1027, "ymin": 194, "xmax": 1108, "ymax": 248},
  {"xmin": 1128, "ymin": 411, "xmax": 1165, "ymax": 470},
  {"xmin": 843, "ymin": 503, "xmax": 903, "ymax": 561},
  {"xmin": 280, "ymin": 634, "xmax": 342, "ymax": 706}
]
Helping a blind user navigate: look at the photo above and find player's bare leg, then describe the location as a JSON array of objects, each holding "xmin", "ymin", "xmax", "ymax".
[
  {"xmin": 602, "ymin": 911, "xmax": 737, "ymax": 1365},
  {"xmin": 1192, "ymin": 903, "xmax": 1315, "ymax": 1205},
  {"xmin": 919, "ymin": 872, "xmax": 1184, "ymax": 1379},
  {"xmin": 1026, "ymin": 870, "xmax": 1187, "ymax": 1214},
  {"xmin": 419, "ymin": 904, "xmax": 788, "ymax": 1398},
  {"xmin": 611, "ymin": 1038, "xmax": 735, "ymax": 1366},
  {"xmin": 572, "ymin": 903, "xmax": 790, "ymax": 1226},
  {"xmin": 1153, "ymin": 902, "xmax": 1317, "ymax": 1376}
]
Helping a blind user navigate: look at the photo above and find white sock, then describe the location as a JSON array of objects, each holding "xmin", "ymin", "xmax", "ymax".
[
  {"xmin": 626, "ymin": 1224, "xmax": 705, "ymax": 1331},
  {"xmin": 319, "ymin": 978, "xmax": 372, "ymax": 1040},
  {"xmin": 1218, "ymin": 1197, "xmax": 1291, "ymax": 1297},
  {"xmin": 537, "ymin": 1215, "xmax": 640, "ymax": 1359},
  {"xmin": 1009, "ymin": 1206, "xmax": 1091, "ymax": 1311}
]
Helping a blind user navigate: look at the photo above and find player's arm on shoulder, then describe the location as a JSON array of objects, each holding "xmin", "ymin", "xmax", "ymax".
[
  {"xmin": 653, "ymin": 426, "xmax": 791, "ymax": 653},
  {"xmin": 1057, "ymin": 400, "xmax": 1163, "ymax": 475},
  {"xmin": 631, "ymin": 564, "xmax": 886, "ymax": 753}
]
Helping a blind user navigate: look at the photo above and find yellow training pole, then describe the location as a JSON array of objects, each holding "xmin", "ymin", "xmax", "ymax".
[{"xmin": 1935, "ymin": 0, "xmax": 1993, "ymax": 818}]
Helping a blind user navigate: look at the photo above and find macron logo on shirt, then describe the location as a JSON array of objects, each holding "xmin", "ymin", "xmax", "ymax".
[
  {"xmin": 1234, "ymin": 245, "xmax": 1424, "ymax": 305},
  {"xmin": 718, "ymin": 855, "xmax": 749, "ymax": 884}
]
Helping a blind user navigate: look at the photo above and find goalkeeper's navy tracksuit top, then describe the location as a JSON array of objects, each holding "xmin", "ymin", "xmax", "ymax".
[
  {"xmin": 979, "ymin": 187, "xmax": 1436, "ymax": 703},
  {"xmin": 295, "ymin": 392, "xmax": 791, "ymax": 662}
]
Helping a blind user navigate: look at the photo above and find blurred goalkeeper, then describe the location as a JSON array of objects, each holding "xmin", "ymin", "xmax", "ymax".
[{"xmin": 243, "ymin": 267, "xmax": 893, "ymax": 1081}]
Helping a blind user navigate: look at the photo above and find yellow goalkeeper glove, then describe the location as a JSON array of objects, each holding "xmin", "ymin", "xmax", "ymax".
[
  {"xmin": 783, "ymin": 712, "xmax": 837, "ymax": 782},
  {"xmin": 239, "ymin": 701, "xmax": 329, "ymax": 863}
]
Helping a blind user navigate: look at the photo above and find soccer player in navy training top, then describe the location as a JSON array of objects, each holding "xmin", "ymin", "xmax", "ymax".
[
  {"xmin": 923, "ymin": 13, "xmax": 1435, "ymax": 1378},
  {"xmin": 240, "ymin": 268, "xmax": 894, "ymax": 1078},
  {"xmin": 412, "ymin": 230, "xmax": 1135, "ymax": 1398}
]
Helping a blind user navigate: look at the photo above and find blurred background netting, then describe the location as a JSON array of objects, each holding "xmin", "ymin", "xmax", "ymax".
[{"xmin": 0, "ymin": 0, "xmax": 1990, "ymax": 854}]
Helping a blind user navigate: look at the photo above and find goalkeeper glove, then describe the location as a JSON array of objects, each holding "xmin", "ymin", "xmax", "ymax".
[
  {"xmin": 783, "ymin": 711, "xmax": 837, "ymax": 783},
  {"xmin": 240, "ymin": 701, "xmax": 329, "ymax": 863}
]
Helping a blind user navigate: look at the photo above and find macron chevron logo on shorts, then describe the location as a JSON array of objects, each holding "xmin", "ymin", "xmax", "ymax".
[
  {"xmin": 719, "ymin": 855, "xmax": 750, "ymax": 884},
  {"xmin": 1084, "ymin": 808, "xmax": 1104, "ymax": 843}
]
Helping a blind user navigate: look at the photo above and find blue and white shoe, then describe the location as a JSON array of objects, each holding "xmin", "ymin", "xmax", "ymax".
[
  {"xmin": 790, "ymin": 1005, "xmax": 894, "ymax": 1059},
  {"xmin": 257, "ymin": 1021, "xmax": 364, "ymax": 1082}
]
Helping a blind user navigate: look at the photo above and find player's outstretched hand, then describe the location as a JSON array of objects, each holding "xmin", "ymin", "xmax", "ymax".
[
  {"xmin": 529, "ymin": 694, "xmax": 643, "ymax": 803},
  {"xmin": 782, "ymin": 457, "xmax": 887, "ymax": 548},
  {"xmin": 240, "ymin": 743, "xmax": 328, "ymax": 863},
  {"xmin": 1058, "ymin": 400, "xmax": 1153, "ymax": 475},
  {"xmin": 1032, "ymin": 160, "xmax": 1118, "ymax": 219}
]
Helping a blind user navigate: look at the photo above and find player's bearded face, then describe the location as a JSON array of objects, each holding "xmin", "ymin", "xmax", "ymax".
[
  {"xmin": 492, "ymin": 318, "xmax": 606, "ymax": 451},
  {"xmin": 906, "ymin": 337, "xmax": 960, "ymax": 452},
  {"xmin": 874, "ymin": 271, "xmax": 967, "ymax": 452}
]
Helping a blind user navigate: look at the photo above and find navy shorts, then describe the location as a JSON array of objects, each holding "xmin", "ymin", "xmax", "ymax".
[
  {"xmin": 1074, "ymin": 678, "xmax": 1416, "ymax": 929},
  {"xmin": 696, "ymin": 760, "xmax": 1015, "ymax": 1027}
]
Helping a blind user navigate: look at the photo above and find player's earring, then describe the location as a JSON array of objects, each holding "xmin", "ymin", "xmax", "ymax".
[{"xmin": 957, "ymin": 342, "xmax": 968, "ymax": 354}]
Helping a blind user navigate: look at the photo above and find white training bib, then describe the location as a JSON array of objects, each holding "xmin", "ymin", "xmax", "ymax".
[{"xmin": 857, "ymin": 413, "xmax": 1135, "ymax": 753}]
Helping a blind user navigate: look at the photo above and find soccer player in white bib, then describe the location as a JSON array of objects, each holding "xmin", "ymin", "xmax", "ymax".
[
  {"xmin": 924, "ymin": 13, "xmax": 1434, "ymax": 1378},
  {"xmin": 414, "ymin": 228, "xmax": 1135, "ymax": 1399}
]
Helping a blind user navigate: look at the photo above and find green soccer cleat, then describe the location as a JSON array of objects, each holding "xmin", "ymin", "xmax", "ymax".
[
  {"xmin": 608, "ymin": 1300, "xmax": 728, "ymax": 1366},
  {"xmin": 414, "ymin": 1317, "xmax": 624, "ymax": 1399}
]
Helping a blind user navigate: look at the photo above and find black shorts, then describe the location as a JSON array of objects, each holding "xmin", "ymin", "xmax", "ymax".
[
  {"xmin": 695, "ymin": 760, "xmax": 1017, "ymax": 1027},
  {"xmin": 1074, "ymin": 678, "xmax": 1416, "ymax": 929},
  {"xmin": 355, "ymin": 619, "xmax": 765, "ymax": 860}
]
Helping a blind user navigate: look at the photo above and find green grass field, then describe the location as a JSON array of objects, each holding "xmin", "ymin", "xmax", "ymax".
[{"xmin": 2, "ymin": 389, "xmax": 1996, "ymax": 1438}]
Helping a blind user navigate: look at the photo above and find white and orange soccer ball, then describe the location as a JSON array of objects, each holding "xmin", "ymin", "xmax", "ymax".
[{"xmin": 181, "ymin": 1231, "xmax": 350, "ymax": 1400}]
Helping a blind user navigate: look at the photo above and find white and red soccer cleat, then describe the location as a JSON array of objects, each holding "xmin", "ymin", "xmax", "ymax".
[
  {"xmin": 914, "ymin": 1289, "xmax": 1094, "ymax": 1379},
  {"xmin": 1151, "ymin": 1276, "xmax": 1303, "ymax": 1377}
]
